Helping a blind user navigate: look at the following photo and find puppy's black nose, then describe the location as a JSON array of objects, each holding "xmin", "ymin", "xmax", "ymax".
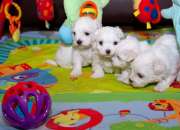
[
  {"xmin": 129, "ymin": 78, "xmax": 133, "ymax": 84},
  {"xmin": 106, "ymin": 49, "xmax": 111, "ymax": 54},
  {"xmin": 77, "ymin": 40, "xmax": 82, "ymax": 45}
]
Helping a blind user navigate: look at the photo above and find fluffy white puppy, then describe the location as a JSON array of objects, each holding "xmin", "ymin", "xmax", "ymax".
[
  {"xmin": 70, "ymin": 17, "xmax": 101, "ymax": 78},
  {"xmin": 47, "ymin": 17, "xmax": 100, "ymax": 70},
  {"xmin": 55, "ymin": 45, "xmax": 73, "ymax": 68},
  {"xmin": 46, "ymin": 45, "xmax": 73, "ymax": 68},
  {"xmin": 92, "ymin": 26, "xmax": 125, "ymax": 78},
  {"xmin": 112, "ymin": 35, "xmax": 151, "ymax": 84},
  {"xmin": 129, "ymin": 34, "xmax": 180, "ymax": 92}
]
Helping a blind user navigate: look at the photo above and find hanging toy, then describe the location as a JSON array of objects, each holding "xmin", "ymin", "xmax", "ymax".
[
  {"xmin": 5, "ymin": 2, "xmax": 22, "ymax": 42},
  {"xmin": 161, "ymin": 0, "xmax": 180, "ymax": 47},
  {"xmin": 36, "ymin": 0, "xmax": 54, "ymax": 29},
  {"xmin": 133, "ymin": 0, "xmax": 162, "ymax": 29},
  {"xmin": 0, "ymin": 0, "xmax": 12, "ymax": 38},
  {"xmin": 80, "ymin": 1, "xmax": 98, "ymax": 19}
]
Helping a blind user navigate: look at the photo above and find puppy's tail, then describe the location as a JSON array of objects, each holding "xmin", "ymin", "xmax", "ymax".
[{"xmin": 45, "ymin": 59, "xmax": 58, "ymax": 66}]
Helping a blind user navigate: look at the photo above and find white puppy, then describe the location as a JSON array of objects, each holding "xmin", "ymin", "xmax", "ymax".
[
  {"xmin": 46, "ymin": 44, "xmax": 73, "ymax": 68},
  {"xmin": 47, "ymin": 17, "xmax": 100, "ymax": 69},
  {"xmin": 70, "ymin": 17, "xmax": 101, "ymax": 78},
  {"xmin": 112, "ymin": 35, "xmax": 151, "ymax": 84},
  {"xmin": 54, "ymin": 45, "xmax": 73, "ymax": 68},
  {"xmin": 92, "ymin": 26, "xmax": 125, "ymax": 78},
  {"xmin": 129, "ymin": 34, "xmax": 180, "ymax": 92}
]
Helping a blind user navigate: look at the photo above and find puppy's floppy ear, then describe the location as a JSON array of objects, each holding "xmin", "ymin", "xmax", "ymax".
[
  {"xmin": 152, "ymin": 59, "xmax": 166, "ymax": 75},
  {"xmin": 93, "ymin": 19, "xmax": 102, "ymax": 30},
  {"xmin": 120, "ymin": 50, "xmax": 138, "ymax": 62},
  {"xmin": 94, "ymin": 29, "xmax": 100, "ymax": 37},
  {"xmin": 114, "ymin": 27, "xmax": 125, "ymax": 39},
  {"xmin": 92, "ymin": 29, "xmax": 100, "ymax": 49}
]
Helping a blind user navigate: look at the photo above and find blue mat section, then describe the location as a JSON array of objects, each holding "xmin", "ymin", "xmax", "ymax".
[
  {"xmin": 0, "ymin": 38, "xmax": 61, "ymax": 64},
  {"xmin": 0, "ymin": 31, "xmax": 62, "ymax": 64}
]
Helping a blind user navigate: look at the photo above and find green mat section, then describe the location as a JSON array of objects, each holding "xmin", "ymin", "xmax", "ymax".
[{"xmin": 0, "ymin": 29, "xmax": 180, "ymax": 130}]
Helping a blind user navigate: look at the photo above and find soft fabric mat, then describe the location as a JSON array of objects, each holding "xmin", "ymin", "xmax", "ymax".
[{"xmin": 0, "ymin": 28, "xmax": 180, "ymax": 130}]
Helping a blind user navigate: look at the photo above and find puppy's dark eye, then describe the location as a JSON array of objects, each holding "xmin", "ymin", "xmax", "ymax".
[
  {"xmin": 114, "ymin": 41, "xmax": 118, "ymax": 45},
  {"xmin": 73, "ymin": 32, "xmax": 76, "ymax": 35},
  {"xmin": 137, "ymin": 73, "xmax": 144, "ymax": 79},
  {"xmin": 85, "ymin": 32, "xmax": 90, "ymax": 36},
  {"xmin": 99, "ymin": 41, "xmax": 103, "ymax": 46}
]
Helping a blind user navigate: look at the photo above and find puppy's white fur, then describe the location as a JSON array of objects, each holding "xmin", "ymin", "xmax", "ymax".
[
  {"xmin": 112, "ymin": 35, "xmax": 151, "ymax": 84},
  {"xmin": 129, "ymin": 34, "xmax": 180, "ymax": 92},
  {"xmin": 92, "ymin": 26, "xmax": 125, "ymax": 78},
  {"xmin": 55, "ymin": 45, "xmax": 73, "ymax": 68},
  {"xmin": 70, "ymin": 17, "xmax": 101, "ymax": 78},
  {"xmin": 46, "ymin": 45, "xmax": 73, "ymax": 68}
]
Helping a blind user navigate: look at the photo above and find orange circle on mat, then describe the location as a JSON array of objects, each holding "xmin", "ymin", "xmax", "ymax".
[{"xmin": 80, "ymin": 1, "xmax": 98, "ymax": 19}]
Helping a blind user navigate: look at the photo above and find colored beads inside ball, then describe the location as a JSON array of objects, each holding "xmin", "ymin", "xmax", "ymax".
[{"xmin": 2, "ymin": 81, "xmax": 52, "ymax": 129}]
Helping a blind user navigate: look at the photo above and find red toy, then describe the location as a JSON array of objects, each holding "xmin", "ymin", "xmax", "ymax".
[
  {"xmin": 0, "ymin": 0, "xmax": 12, "ymax": 38},
  {"xmin": 133, "ymin": 0, "xmax": 161, "ymax": 29},
  {"xmin": 36, "ymin": 0, "xmax": 54, "ymax": 29},
  {"xmin": 171, "ymin": 81, "xmax": 180, "ymax": 88}
]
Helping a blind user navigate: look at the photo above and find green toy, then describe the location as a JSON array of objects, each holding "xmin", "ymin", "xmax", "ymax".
[
  {"xmin": 161, "ymin": 0, "xmax": 180, "ymax": 48},
  {"xmin": 58, "ymin": 0, "xmax": 110, "ymax": 45}
]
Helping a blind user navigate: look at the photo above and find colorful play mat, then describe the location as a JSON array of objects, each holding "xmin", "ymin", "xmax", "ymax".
[{"xmin": 0, "ymin": 28, "xmax": 180, "ymax": 130}]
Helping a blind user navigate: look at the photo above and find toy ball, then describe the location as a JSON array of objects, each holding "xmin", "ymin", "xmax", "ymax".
[{"xmin": 2, "ymin": 81, "xmax": 52, "ymax": 129}]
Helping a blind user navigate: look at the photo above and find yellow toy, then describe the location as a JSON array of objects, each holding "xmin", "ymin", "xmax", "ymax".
[{"xmin": 5, "ymin": 2, "xmax": 22, "ymax": 42}]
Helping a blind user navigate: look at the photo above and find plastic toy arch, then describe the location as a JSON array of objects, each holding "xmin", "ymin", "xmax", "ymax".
[{"xmin": 80, "ymin": 1, "xmax": 98, "ymax": 19}]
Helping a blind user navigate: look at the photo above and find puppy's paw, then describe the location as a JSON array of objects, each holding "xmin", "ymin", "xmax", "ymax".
[
  {"xmin": 91, "ymin": 72, "xmax": 104, "ymax": 78},
  {"xmin": 117, "ymin": 71, "xmax": 130, "ymax": 84},
  {"xmin": 117, "ymin": 74, "xmax": 130, "ymax": 84},
  {"xmin": 154, "ymin": 85, "xmax": 169, "ymax": 92},
  {"xmin": 70, "ymin": 70, "xmax": 81, "ymax": 79}
]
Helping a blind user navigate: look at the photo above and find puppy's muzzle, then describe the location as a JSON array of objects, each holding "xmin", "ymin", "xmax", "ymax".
[
  {"xmin": 77, "ymin": 40, "xmax": 82, "ymax": 45},
  {"xmin": 106, "ymin": 49, "xmax": 111, "ymax": 55}
]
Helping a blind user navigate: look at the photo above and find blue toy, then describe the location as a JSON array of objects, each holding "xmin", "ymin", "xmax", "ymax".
[{"xmin": 161, "ymin": 0, "xmax": 180, "ymax": 47}]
